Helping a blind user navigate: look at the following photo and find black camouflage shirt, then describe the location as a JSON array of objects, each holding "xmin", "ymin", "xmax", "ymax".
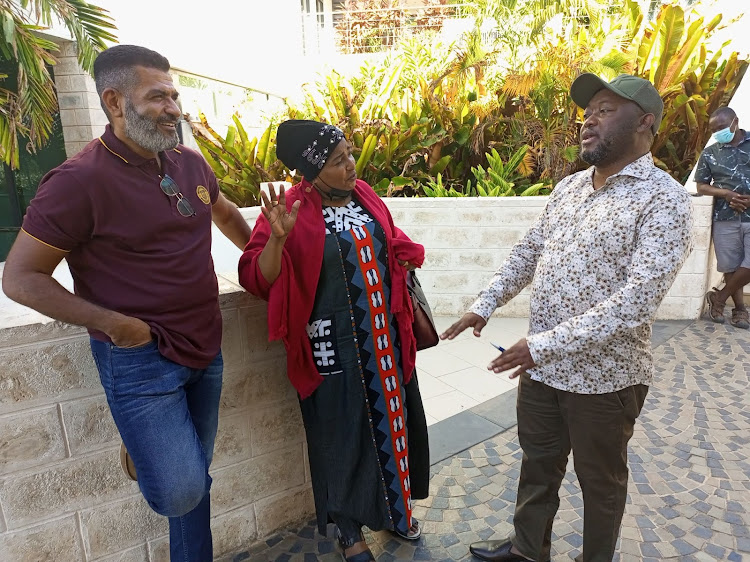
[{"xmin": 694, "ymin": 131, "xmax": 750, "ymax": 222}]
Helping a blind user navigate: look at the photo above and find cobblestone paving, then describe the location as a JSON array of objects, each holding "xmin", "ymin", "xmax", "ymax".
[{"xmin": 225, "ymin": 321, "xmax": 750, "ymax": 561}]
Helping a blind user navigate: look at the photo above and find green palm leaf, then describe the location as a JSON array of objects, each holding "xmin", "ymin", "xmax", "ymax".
[{"xmin": 0, "ymin": 0, "xmax": 117, "ymax": 168}]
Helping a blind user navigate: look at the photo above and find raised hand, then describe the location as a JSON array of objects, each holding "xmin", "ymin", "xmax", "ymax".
[
  {"xmin": 440, "ymin": 312, "xmax": 487, "ymax": 340},
  {"xmin": 261, "ymin": 183, "xmax": 301, "ymax": 239}
]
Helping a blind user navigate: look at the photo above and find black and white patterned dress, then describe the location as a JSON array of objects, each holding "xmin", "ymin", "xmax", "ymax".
[{"xmin": 300, "ymin": 198, "xmax": 414, "ymax": 537}]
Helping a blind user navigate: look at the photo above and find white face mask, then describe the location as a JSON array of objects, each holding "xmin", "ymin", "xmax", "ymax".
[{"xmin": 713, "ymin": 117, "xmax": 738, "ymax": 144}]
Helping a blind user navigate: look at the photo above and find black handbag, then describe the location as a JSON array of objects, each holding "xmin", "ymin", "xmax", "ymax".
[{"xmin": 406, "ymin": 271, "xmax": 439, "ymax": 350}]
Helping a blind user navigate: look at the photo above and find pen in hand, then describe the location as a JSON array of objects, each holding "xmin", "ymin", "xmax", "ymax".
[{"xmin": 491, "ymin": 343, "xmax": 505, "ymax": 352}]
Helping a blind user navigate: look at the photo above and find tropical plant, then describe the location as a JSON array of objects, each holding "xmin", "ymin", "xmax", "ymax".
[
  {"xmin": 469, "ymin": 146, "xmax": 551, "ymax": 196},
  {"xmin": 420, "ymin": 173, "xmax": 468, "ymax": 197},
  {"xmin": 190, "ymin": 112, "xmax": 291, "ymax": 208},
  {"xmin": 496, "ymin": 22, "xmax": 631, "ymax": 182},
  {"xmin": 0, "ymin": 0, "xmax": 117, "ymax": 168},
  {"xmin": 487, "ymin": 0, "xmax": 747, "ymax": 183},
  {"xmin": 630, "ymin": 1, "xmax": 748, "ymax": 182},
  {"xmin": 196, "ymin": 0, "xmax": 747, "ymax": 204},
  {"xmin": 648, "ymin": 0, "xmax": 701, "ymax": 20},
  {"xmin": 298, "ymin": 63, "xmax": 453, "ymax": 196}
]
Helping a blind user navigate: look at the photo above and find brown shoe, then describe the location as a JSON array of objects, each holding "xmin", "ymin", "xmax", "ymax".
[
  {"xmin": 731, "ymin": 308, "xmax": 750, "ymax": 329},
  {"xmin": 119, "ymin": 443, "xmax": 137, "ymax": 481},
  {"xmin": 705, "ymin": 290, "xmax": 726, "ymax": 324}
]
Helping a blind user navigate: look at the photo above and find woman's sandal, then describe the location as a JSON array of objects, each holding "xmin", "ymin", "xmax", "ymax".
[
  {"xmin": 336, "ymin": 528, "xmax": 375, "ymax": 562},
  {"xmin": 394, "ymin": 518, "xmax": 421, "ymax": 540}
]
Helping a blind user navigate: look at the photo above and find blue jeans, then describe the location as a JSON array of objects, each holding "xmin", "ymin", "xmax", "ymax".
[{"xmin": 90, "ymin": 339, "xmax": 223, "ymax": 562}]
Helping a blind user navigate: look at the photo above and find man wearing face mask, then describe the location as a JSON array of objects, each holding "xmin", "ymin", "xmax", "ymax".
[
  {"xmin": 697, "ymin": 107, "xmax": 750, "ymax": 329},
  {"xmin": 2, "ymin": 45, "xmax": 252, "ymax": 561}
]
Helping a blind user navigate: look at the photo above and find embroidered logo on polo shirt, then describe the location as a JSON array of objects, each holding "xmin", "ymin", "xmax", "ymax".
[{"xmin": 196, "ymin": 185, "xmax": 210, "ymax": 205}]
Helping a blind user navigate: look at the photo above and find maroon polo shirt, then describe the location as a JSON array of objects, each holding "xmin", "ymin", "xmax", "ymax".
[{"xmin": 22, "ymin": 125, "xmax": 222, "ymax": 368}]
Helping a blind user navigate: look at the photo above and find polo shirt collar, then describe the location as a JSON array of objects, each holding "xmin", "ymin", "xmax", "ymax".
[{"xmin": 99, "ymin": 124, "xmax": 181, "ymax": 168}]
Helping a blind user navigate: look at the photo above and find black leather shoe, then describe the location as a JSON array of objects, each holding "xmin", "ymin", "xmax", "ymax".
[{"xmin": 469, "ymin": 539, "xmax": 548, "ymax": 562}]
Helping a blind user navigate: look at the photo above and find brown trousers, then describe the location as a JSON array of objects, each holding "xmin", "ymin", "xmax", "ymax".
[{"xmin": 511, "ymin": 373, "xmax": 648, "ymax": 562}]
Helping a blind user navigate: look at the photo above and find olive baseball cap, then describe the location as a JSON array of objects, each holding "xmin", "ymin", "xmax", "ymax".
[{"xmin": 570, "ymin": 73, "xmax": 663, "ymax": 135}]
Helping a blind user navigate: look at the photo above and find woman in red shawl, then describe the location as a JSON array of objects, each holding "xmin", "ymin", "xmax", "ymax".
[{"xmin": 238, "ymin": 120, "xmax": 429, "ymax": 561}]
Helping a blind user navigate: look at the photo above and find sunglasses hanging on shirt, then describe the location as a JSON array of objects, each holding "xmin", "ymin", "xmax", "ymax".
[
  {"xmin": 159, "ymin": 174, "xmax": 196, "ymax": 217},
  {"xmin": 133, "ymin": 163, "xmax": 196, "ymax": 218}
]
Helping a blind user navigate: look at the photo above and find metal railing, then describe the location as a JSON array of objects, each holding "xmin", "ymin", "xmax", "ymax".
[
  {"xmin": 301, "ymin": 3, "xmax": 473, "ymax": 55},
  {"xmin": 300, "ymin": 1, "xmax": 632, "ymax": 56}
]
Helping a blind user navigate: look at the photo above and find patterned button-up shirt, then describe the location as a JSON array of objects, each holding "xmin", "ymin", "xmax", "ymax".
[
  {"xmin": 469, "ymin": 154, "xmax": 694, "ymax": 394},
  {"xmin": 694, "ymin": 130, "xmax": 750, "ymax": 222}
]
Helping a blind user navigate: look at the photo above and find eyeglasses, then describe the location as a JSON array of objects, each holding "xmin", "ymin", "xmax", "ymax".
[{"xmin": 159, "ymin": 175, "xmax": 195, "ymax": 217}]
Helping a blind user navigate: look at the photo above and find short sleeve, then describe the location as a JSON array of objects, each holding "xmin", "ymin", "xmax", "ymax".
[
  {"xmin": 203, "ymin": 159, "xmax": 220, "ymax": 205},
  {"xmin": 21, "ymin": 169, "xmax": 94, "ymax": 252},
  {"xmin": 694, "ymin": 150, "xmax": 713, "ymax": 184}
]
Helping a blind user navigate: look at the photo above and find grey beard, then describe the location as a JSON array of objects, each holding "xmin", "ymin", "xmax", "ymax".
[{"xmin": 123, "ymin": 101, "xmax": 179, "ymax": 154}]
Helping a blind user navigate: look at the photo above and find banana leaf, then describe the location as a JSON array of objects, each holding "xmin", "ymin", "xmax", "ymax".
[
  {"xmin": 225, "ymin": 126, "xmax": 237, "ymax": 149},
  {"xmin": 195, "ymin": 139, "xmax": 225, "ymax": 177},
  {"xmin": 429, "ymin": 155, "xmax": 451, "ymax": 175},
  {"xmin": 505, "ymin": 146, "xmax": 528, "ymax": 177},
  {"xmin": 519, "ymin": 183, "xmax": 547, "ymax": 196},
  {"xmin": 245, "ymin": 138, "xmax": 259, "ymax": 167},
  {"xmin": 654, "ymin": 6, "xmax": 685, "ymax": 88},
  {"xmin": 233, "ymin": 114, "xmax": 252, "ymax": 154},
  {"xmin": 257, "ymin": 124, "xmax": 272, "ymax": 168},
  {"xmin": 356, "ymin": 133, "xmax": 378, "ymax": 178}
]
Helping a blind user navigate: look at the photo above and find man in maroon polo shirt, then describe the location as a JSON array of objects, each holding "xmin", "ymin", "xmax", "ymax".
[{"xmin": 2, "ymin": 45, "xmax": 252, "ymax": 561}]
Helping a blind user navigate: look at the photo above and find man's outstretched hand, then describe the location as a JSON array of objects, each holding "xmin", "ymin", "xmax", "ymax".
[{"xmin": 441, "ymin": 312, "xmax": 487, "ymax": 340}]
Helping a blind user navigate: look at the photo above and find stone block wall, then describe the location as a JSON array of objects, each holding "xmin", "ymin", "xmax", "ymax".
[
  {"xmin": 0, "ymin": 275, "xmax": 313, "ymax": 561},
  {"xmin": 383, "ymin": 196, "xmax": 714, "ymax": 320},
  {"xmin": 52, "ymin": 40, "xmax": 108, "ymax": 158}
]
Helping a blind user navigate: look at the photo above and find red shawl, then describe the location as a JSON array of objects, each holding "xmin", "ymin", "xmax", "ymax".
[{"xmin": 238, "ymin": 179, "xmax": 425, "ymax": 399}]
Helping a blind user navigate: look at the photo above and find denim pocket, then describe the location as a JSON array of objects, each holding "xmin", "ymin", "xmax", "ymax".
[
  {"xmin": 108, "ymin": 341, "xmax": 180, "ymax": 399},
  {"xmin": 110, "ymin": 339, "xmax": 158, "ymax": 353}
]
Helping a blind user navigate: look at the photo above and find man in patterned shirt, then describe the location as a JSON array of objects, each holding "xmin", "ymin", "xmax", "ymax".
[
  {"xmin": 697, "ymin": 107, "xmax": 750, "ymax": 329},
  {"xmin": 442, "ymin": 74, "xmax": 693, "ymax": 562}
]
